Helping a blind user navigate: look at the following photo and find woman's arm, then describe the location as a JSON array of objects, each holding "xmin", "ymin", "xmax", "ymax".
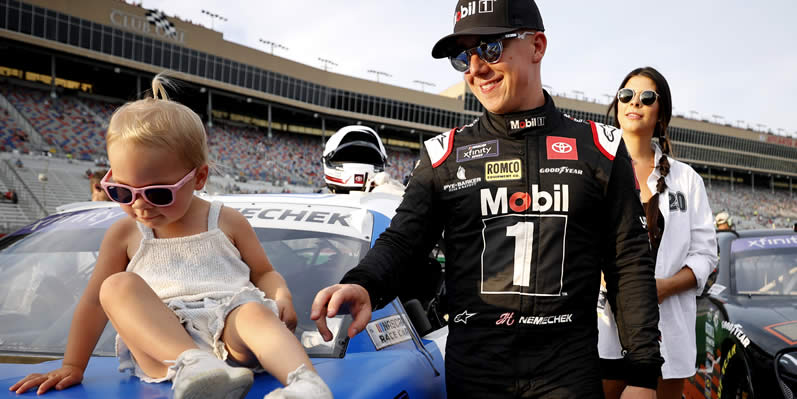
[
  {"xmin": 657, "ymin": 168, "xmax": 718, "ymax": 302},
  {"xmin": 656, "ymin": 266, "xmax": 697, "ymax": 303}
]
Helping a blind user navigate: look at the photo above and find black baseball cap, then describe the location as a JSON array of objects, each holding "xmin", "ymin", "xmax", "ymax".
[{"xmin": 432, "ymin": 0, "xmax": 545, "ymax": 59}]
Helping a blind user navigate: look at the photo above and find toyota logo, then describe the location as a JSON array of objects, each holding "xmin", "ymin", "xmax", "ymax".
[{"xmin": 551, "ymin": 142, "xmax": 572, "ymax": 154}]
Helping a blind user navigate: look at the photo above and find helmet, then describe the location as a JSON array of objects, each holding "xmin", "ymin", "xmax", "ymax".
[
  {"xmin": 322, "ymin": 126, "xmax": 388, "ymax": 193},
  {"xmin": 715, "ymin": 211, "xmax": 733, "ymax": 230}
]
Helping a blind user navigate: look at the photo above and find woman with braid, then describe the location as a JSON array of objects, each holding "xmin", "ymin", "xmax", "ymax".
[{"xmin": 596, "ymin": 67, "xmax": 718, "ymax": 399}]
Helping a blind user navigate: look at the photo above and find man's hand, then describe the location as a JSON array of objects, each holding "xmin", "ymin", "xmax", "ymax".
[
  {"xmin": 311, "ymin": 284, "xmax": 372, "ymax": 341},
  {"xmin": 621, "ymin": 386, "xmax": 656, "ymax": 399},
  {"xmin": 9, "ymin": 364, "xmax": 84, "ymax": 395},
  {"xmin": 275, "ymin": 297, "xmax": 298, "ymax": 332}
]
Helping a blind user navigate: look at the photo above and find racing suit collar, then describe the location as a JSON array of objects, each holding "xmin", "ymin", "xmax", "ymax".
[{"xmin": 481, "ymin": 91, "xmax": 560, "ymax": 138}]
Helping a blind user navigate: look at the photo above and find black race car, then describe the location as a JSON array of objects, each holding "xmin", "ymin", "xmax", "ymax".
[{"xmin": 685, "ymin": 227, "xmax": 797, "ymax": 399}]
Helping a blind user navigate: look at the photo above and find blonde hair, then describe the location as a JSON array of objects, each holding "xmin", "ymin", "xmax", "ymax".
[{"xmin": 106, "ymin": 73, "xmax": 208, "ymax": 169}]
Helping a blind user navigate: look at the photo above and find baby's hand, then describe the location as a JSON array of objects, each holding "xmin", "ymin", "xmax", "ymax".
[
  {"xmin": 275, "ymin": 297, "xmax": 298, "ymax": 332},
  {"xmin": 9, "ymin": 364, "xmax": 84, "ymax": 395}
]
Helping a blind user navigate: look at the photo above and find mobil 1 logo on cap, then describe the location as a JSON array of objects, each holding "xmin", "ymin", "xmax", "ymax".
[{"xmin": 455, "ymin": 0, "xmax": 496, "ymax": 23}]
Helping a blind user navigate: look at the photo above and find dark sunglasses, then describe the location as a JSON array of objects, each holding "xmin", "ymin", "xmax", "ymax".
[
  {"xmin": 450, "ymin": 31, "xmax": 535, "ymax": 73},
  {"xmin": 617, "ymin": 88, "xmax": 660, "ymax": 106}
]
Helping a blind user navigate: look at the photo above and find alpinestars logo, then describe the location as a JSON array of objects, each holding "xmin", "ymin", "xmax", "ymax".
[
  {"xmin": 454, "ymin": 310, "xmax": 476, "ymax": 324},
  {"xmin": 455, "ymin": 0, "xmax": 495, "ymax": 23},
  {"xmin": 480, "ymin": 186, "xmax": 569, "ymax": 216}
]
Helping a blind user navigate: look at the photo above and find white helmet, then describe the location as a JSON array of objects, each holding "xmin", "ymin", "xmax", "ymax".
[
  {"xmin": 715, "ymin": 211, "xmax": 733, "ymax": 229},
  {"xmin": 323, "ymin": 126, "xmax": 388, "ymax": 193}
]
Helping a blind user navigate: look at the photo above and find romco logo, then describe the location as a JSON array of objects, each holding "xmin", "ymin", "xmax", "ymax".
[
  {"xmin": 480, "ymin": 186, "xmax": 569, "ymax": 216},
  {"xmin": 551, "ymin": 142, "xmax": 572, "ymax": 154},
  {"xmin": 485, "ymin": 159, "xmax": 521, "ymax": 181},
  {"xmin": 509, "ymin": 117, "xmax": 546, "ymax": 130}
]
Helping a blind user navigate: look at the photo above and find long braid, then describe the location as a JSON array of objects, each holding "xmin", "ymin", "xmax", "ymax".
[{"xmin": 645, "ymin": 132, "xmax": 671, "ymax": 253}]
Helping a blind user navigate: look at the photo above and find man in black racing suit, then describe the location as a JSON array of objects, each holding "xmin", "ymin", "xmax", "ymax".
[{"xmin": 311, "ymin": 1, "xmax": 663, "ymax": 397}]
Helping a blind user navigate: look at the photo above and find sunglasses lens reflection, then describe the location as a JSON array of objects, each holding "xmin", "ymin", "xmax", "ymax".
[
  {"xmin": 450, "ymin": 52, "xmax": 469, "ymax": 72},
  {"xmin": 450, "ymin": 39, "xmax": 503, "ymax": 72},
  {"xmin": 107, "ymin": 186, "xmax": 133, "ymax": 204},
  {"xmin": 145, "ymin": 188, "xmax": 173, "ymax": 206},
  {"xmin": 617, "ymin": 88, "xmax": 634, "ymax": 103},
  {"xmin": 640, "ymin": 91, "xmax": 657, "ymax": 105},
  {"xmin": 478, "ymin": 42, "xmax": 502, "ymax": 63}
]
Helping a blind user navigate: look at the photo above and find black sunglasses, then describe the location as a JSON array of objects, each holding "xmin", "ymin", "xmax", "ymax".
[
  {"xmin": 449, "ymin": 31, "xmax": 535, "ymax": 73},
  {"xmin": 617, "ymin": 88, "xmax": 660, "ymax": 106}
]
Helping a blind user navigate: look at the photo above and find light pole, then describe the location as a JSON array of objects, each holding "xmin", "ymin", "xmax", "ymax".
[
  {"xmin": 736, "ymin": 119, "xmax": 745, "ymax": 128},
  {"xmin": 367, "ymin": 69, "xmax": 392, "ymax": 83},
  {"xmin": 689, "ymin": 110, "xmax": 699, "ymax": 120},
  {"xmin": 318, "ymin": 58, "xmax": 338, "ymax": 72},
  {"xmin": 756, "ymin": 123, "xmax": 767, "ymax": 133},
  {"xmin": 602, "ymin": 93, "xmax": 613, "ymax": 104},
  {"xmin": 259, "ymin": 39, "xmax": 288, "ymax": 55},
  {"xmin": 413, "ymin": 80, "xmax": 436, "ymax": 93},
  {"xmin": 572, "ymin": 90, "xmax": 584, "ymax": 100},
  {"xmin": 712, "ymin": 114, "xmax": 724, "ymax": 125},
  {"xmin": 201, "ymin": 10, "xmax": 227, "ymax": 31}
]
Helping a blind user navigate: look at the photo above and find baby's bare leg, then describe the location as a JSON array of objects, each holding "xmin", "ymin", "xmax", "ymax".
[
  {"xmin": 221, "ymin": 302, "xmax": 313, "ymax": 385},
  {"xmin": 99, "ymin": 272, "xmax": 197, "ymax": 379}
]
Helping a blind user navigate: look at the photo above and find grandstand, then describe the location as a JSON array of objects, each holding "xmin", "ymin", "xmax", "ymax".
[{"xmin": 0, "ymin": 0, "xmax": 794, "ymax": 234}]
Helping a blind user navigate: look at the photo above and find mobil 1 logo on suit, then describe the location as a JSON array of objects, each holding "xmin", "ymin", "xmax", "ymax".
[{"xmin": 479, "ymin": 186, "xmax": 569, "ymax": 298}]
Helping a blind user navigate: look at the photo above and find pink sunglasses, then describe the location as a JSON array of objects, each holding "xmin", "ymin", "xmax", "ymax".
[{"xmin": 100, "ymin": 168, "xmax": 197, "ymax": 207}]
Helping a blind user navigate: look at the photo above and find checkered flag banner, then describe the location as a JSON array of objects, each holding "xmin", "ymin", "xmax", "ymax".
[{"xmin": 145, "ymin": 9, "xmax": 176, "ymax": 38}]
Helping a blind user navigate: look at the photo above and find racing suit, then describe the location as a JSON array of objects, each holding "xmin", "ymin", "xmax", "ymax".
[{"xmin": 342, "ymin": 93, "xmax": 663, "ymax": 398}]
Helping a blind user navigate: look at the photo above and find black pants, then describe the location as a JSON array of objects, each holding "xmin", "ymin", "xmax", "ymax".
[{"xmin": 444, "ymin": 330, "xmax": 604, "ymax": 398}]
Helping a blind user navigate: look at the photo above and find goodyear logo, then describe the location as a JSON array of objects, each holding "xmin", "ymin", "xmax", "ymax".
[{"xmin": 485, "ymin": 159, "xmax": 522, "ymax": 181}]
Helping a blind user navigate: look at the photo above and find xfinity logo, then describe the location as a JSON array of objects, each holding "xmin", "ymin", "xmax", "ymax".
[
  {"xmin": 480, "ymin": 185, "xmax": 570, "ymax": 215},
  {"xmin": 455, "ymin": 0, "xmax": 495, "ymax": 23},
  {"xmin": 456, "ymin": 140, "xmax": 499, "ymax": 162},
  {"xmin": 746, "ymin": 236, "xmax": 797, "ymax": 249},
  {"xmin": 509, "ymin": 117, "xmax": 546, "ymax": 130}
]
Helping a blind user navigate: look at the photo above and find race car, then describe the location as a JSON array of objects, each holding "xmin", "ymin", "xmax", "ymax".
[
  {"xmin": 0, "ymin": 193, "xmax": 448, "ymax": 398},
  {"xmin": 685, "ymin": 227, "xmax": 797, "ymax": 399}
]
